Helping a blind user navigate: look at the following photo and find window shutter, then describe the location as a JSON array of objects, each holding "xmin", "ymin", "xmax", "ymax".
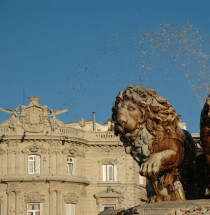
[
  {"xmin": 108, "ymin": 165, "xmax": 114, "ymax": 181},
  {"xmin": 114, "ymin": 165, "xmax": 117, "ymax": 181},
  {"xmin": 102, "ymin": 165, "xmax": 106, "ymax": 181},
  {"xmin": 28, "ymin": 161, "xmax": 34, "ymax": 174},
  {"xmin": 35, "ymin": 155, "xmax": 40, "ymax": 173},
  {"xmin": 72, "ymin": 158, "xmax": 75, "ymax": 175}
]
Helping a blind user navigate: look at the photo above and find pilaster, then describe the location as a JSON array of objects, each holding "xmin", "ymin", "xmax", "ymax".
[
  {"xmin": 56, "ymin": 191, "xmax": 61, "ymax": 215},
  {"xmin": 15, "ymin": 191, "xmax": 21, "ymax": 215},
  {"xmin": 7, "ymin": 190, "xmax": 15, "ymax": 215}
]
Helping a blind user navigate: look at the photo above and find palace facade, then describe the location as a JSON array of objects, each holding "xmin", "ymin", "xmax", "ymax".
[{"xmin": 0, "ymin": 97, "xmax": 147, "ymax": 215}]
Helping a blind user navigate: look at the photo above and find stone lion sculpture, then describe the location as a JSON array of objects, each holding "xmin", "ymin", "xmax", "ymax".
[
  {"xmin": 112, "ymin": 85, "xmax": 197, "ymax": 202},
  {"xmin": 200, "ymin": 94, "xmax": 210, "ymax": 167}
]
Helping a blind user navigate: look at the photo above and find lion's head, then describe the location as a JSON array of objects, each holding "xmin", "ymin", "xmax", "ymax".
[{"xmin": 112, "ymin": 85, "xmax": 180, "ymax": 141}]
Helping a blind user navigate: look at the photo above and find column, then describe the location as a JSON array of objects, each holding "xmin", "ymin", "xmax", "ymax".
[
  {"xmin": 15, "ymin": 152, "xmax": 20, "ymax": 175},
  {"xmin": 11, "ymin": 152, "xmax": 16, "ymax": 174},
  {"xmin": 0, "ymin": 153, "xmax": 2, "ymax": 175},
  {"xmin": 7, "ymin": 190, "xmax": 15, "ymax": 215},
  {"xmin": 7, "ymin": 151, "xmax": 12, "ymax": 175},
  {"xmin": 53, "ymin": 191, "xmax": 56, "ymax": 215},
  {"xmin": 56, "ymin": 191, "xmax": 61, "ymax": 215},
  {"xmin": 2, "ymin": 153, "xmax": 7, "ymax": 175},
  {"xmin": 49, "ymin": 190, "xmax": 54, "ymax": 215},
  {"xmin": 15, "ymin": 191, "xmax": 21, "ymax": 215},
  {"xmin": 52, "ymin": 153, "xmax": 56, "ymax": 174},
  {"xmin": 56, "ymin": 153, "xmax": 61, "ymax": 175}
]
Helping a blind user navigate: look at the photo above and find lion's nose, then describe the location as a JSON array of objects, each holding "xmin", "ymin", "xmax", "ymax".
[{"xmin": 118, "ymin": 117, "xmax": 127, "ymax": 126}]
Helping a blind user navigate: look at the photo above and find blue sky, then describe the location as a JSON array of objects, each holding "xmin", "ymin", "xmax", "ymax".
[{"xmin": 0, "ymin": 0, "xmax": 210, "ymax": 133}]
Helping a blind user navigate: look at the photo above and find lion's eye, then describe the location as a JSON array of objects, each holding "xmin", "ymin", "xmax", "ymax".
[{"xmin": 128, "ymin": 106, "xmax": 135, "ymax": 111}]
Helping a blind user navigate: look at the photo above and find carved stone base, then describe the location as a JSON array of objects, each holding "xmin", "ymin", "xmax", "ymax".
[
  {"xmin": 99, "ymin": 200, "xmax": 210, "ymax": 215},
  {"xmin": 127, "ymin": 200, "xmax": 210, "ymax": 215}
]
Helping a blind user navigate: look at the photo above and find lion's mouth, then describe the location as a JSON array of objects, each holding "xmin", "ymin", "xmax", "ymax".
[
  {"xmin": 115, "ymin": 124, "xmax": 126, "ymax": 134},
  {"xmin": 115, "ymin": 124, "xmax": 141, "ymax": 141}
]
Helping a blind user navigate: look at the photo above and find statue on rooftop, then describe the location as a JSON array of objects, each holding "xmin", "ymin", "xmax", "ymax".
[
  {"xmin": 48, "ymin": 108, "xmax": 67, "ymax": 131},
  {"xmin": 112, "ymin": 85, "xmax": 197, "ymax": 202},
  {"xmin": 0, "ymin": 105, "xmax": 21, "ymax": 130}
]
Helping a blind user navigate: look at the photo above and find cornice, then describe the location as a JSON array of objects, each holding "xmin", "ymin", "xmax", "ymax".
[
  {"xmin": 87, "ymin": 143, "xmax": 123, "ymax": 148},
  {"xmin": 0, "ymin": 135, "xmax": 89, "ymax": 145},
  {"xmin": 0, "ymin": 175, "xmax": 90, "ymax": 185}
]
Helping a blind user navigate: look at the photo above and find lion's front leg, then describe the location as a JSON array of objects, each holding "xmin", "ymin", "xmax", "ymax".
[
  {"xmin": 140, "ymin": 149, "xmax": 177, "ymax": 178},
  {"xmin": 140, "ymin": 150, "xmax": 187, "ymax": 202}
]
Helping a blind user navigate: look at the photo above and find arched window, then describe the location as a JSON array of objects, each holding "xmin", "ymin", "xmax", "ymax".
[
  {"xmin": 28, "ymin": 155, "xmax": 40, "ymax": 174},
  {"xmin": 66, "ymin": 156, "xmax": 75, "ymax": 175}
]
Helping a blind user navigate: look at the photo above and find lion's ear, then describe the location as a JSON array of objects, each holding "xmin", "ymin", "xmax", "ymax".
[{"xmin": 139, "ymin": 108, "xmax": 145, "ymax": 123}]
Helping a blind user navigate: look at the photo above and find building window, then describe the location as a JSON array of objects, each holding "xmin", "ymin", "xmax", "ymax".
[
  {"xmin": 67, "ymin": 156, "xmax": 75, "ymax": 175},
  {"xmin": 102, "ymin": 164, "xmax": 117, "ymax": 182},
  {"xmin": 28, "ymin": 155, "xmax": 40, "ymax": 174},
  {"xmin": 27, "ymin": 203, "xmax": 41, "ymax": 215},
  {"xmin": 103, "ymin": 205, "xmax": 116, "ymax": 211},
  {"xmin": 66, "ymin": 203, "xmax": 75, "ymax": 215}
]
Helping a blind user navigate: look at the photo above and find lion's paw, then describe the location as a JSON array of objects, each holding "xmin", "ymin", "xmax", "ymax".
[
  {"xmin": 146, "ymin": 195, "xmax": 164, "ymax": 203},
  {"xmin": 140, "ymin": 155, "xmax": 161, "ymax": 178}
]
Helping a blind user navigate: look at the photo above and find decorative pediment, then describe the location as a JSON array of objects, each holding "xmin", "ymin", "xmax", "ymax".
[
  {"xmin": 94, "ymin": 187, "xmax": 122, "ymax": 199},
  {"xmin": 98, "ymin": 158, "xmax": 118, "ymax": 165},
  {"xmin": 64, "ymin": 193, "xmax": 79, "ymax": 203},
  {"xmin": 24, "ymin": 192, "xmax": 45, "ymax": 203},
  {"xmin": 62, "ymin": 147, "xmax": 84, "ymax": 157},
  {"xmin": 22, "ymin": 144, "xmax": 47, "ymax": 154}
]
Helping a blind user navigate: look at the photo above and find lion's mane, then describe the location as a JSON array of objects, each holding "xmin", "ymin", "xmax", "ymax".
[{"xmin": 112, "ymin": 85, "xmax": 181, "ymax": 138}]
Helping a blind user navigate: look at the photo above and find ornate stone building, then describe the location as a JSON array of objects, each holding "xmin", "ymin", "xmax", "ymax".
[{"xmin": 0, "ymin": 97, "xmax": 146, "ymax": 215}]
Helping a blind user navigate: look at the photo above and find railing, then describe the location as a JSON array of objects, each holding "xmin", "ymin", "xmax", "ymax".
[
  {"xmin": 59, "ymin": 126, "xmax": 118, "ymax": 141},
  {"xmin": 0, "ymin": 127, "xmax": 9, "ymax": 134}
]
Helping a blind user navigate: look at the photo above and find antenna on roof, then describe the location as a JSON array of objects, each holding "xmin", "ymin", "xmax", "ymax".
[
  {"xmin": 23, "ymin": 87, "xmax": 25, "ymax": 105},
  {"xmin": 92, "ymin": 112, "xmax": 96, "ymax": 131}
]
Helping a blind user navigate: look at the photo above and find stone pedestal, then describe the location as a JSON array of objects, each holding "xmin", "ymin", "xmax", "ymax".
[
  {"xmin": 126, "ymin": 200, "xmax": 210, "ymax": 215},
  {"xmin": 99, "ymin": 200, "xmax": 210, "ymax": 215}
]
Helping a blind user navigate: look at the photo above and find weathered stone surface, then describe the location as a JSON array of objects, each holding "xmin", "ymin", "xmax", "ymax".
[
  {"xmin": 98, "ymin": 208, "xmax": 125, "ymax": 215},
  {"xmin": 125, "ymin": 200, "xmax": 210, "ymax": 215}
]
